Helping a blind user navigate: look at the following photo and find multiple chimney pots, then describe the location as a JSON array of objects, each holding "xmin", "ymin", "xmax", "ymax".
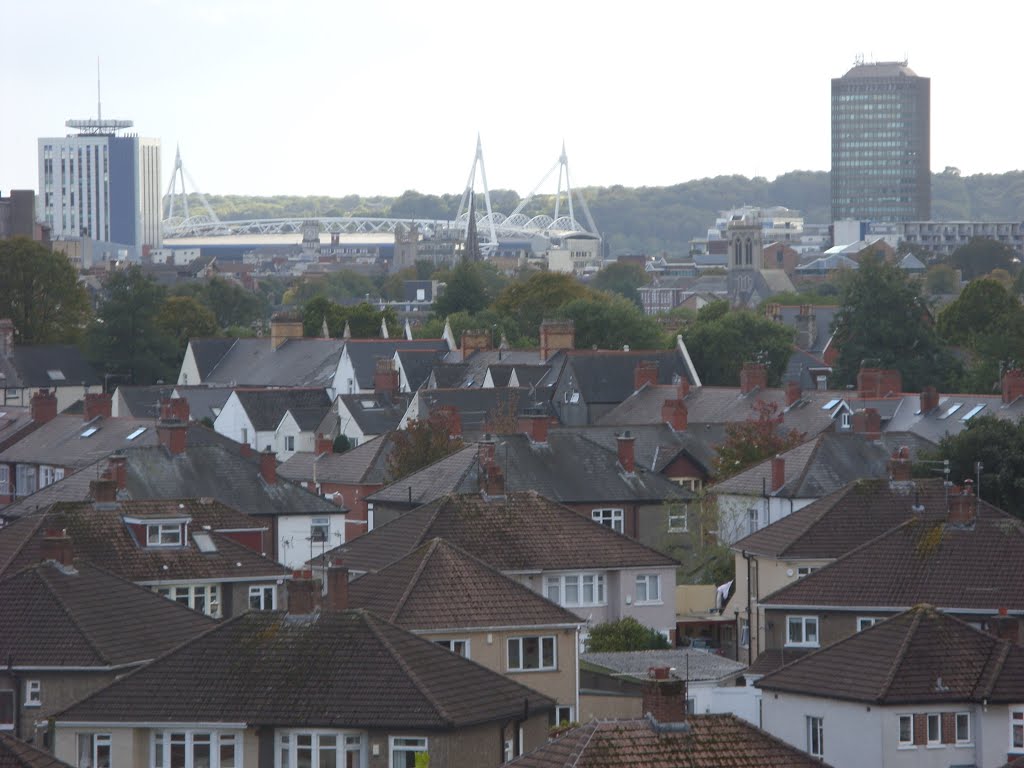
[{"xmin": 740, "ymin": 362, "xmax": 767, "ymax": 395}]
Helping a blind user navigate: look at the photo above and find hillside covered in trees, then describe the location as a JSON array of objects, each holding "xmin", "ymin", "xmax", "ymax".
[{"xmin": 191, "ymin": 168, "xmax": 1024, "ymax": 256}]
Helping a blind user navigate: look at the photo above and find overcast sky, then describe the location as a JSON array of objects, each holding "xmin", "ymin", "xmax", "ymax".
[{"xmin": 2, "ymin": 0, "xmax": 1020, "ymax": 199}]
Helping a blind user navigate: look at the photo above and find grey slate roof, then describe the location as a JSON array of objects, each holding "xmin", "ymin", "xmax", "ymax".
[
  {"xmin": 0, "ymin": 414, "xmax": 159, "ymax": 469},
  {"xmin": 200, "ymin": 337, "xmax": 345, "ymax": 387},
  {"xmin": 278, "ymin": 433, "xmax": 396, "ymax": 485},
  {"xmin": 553, "ymin": 349, "xmax": 696, "ymax": 405},
  {"xmin": 367, "ymin": 431, "xmax": 691, "ymax": 507},
  {"xmin": 440, "ymin": 348, "xmax": 546, "ymax": 386},
  {"xmin": 414, "ymin": 387, "xmax": 550, "ymax": 437},
  {"xmin": 233, "ymin": 388, "xmax": 331, "ymax": 430},
  {"xmin": 187, "ymin": 338, "xmax": 237, "ymax": 380},
  {"xmin": 427, "ymin": 363, "xmax": 471, "ymax": 388},
  {"xmin": 0, "ymin": 559, "xmax": 215, "ymax": 668},
  {"xmin": 569, "ymin": 424, "xmax": 717, "ymax": 476},
  {"xmin": 582, "ymin": 649, "xmax": 746, "ymax": 683},
  {"xmin": 171, "ymin": 385, "xmax": 233, "ymax": 423},
  {"xmin": 396, "ymin": 348, "xmax": 447, "ymax": 391},
  {"xmin": 338, "ymin": 393, "xmax": 408, "ymax": 435},
  {"xmin": 55, "ymin": 608, "xmax": 555, "ymax": 729},
  {"xmin": 322, "ymin": 491, "xmax": 678, "ymax": 575},
  {"xmin": 0, "ymin": 345, "xmax": 100, "ymax": 390},
  {"xmin": 345, "ymin": 339, "xmax": 449, "ymax": 389},
  {"xmin": 711, "ymin": 432, "xmax": 892, "ymax": 498},
  {"xmin": 113, "ymin": 384, "xmax": 176, "ymax": 418}
]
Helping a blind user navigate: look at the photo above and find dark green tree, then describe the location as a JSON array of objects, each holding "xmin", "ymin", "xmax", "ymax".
[
  {"xmin": 951, "ymin": 238, "xmax": 1020, "ymax": 282},
  {"xmin": 924, "ymin": 264, "xmax": 960, "ymax": 295},
  {"xmin": 492, "ymin": 272, "xmax": 592, "ymax": 339},
  {"xmin": 87, "ymin": 268, "xmax": 178, "ymax": 384},
  {"xmin": 157, "ymin": 296, "xmax": 219, "ymax": 359},
  {"xmin": 433, "ymin": 260, "xmax": 488, "ymax": 317},
  {"xmin": 585, "ymin": 617, "xmax": 671, "ymax": 652},
  {"xmin": 558, "ymin": 292, "xmax": 665, "ymax": 350},
  {"xmin": 832, "ymin": 256, "xmax": 961, "ymax": 390},
  {"xmin": 929, "ymin": 415, "xmax": 1024, "ymax": 516},
  {"xmin": 0, "ymin": 237, "xmax": 91, "ymax": 343},
  {"xmin": 681, "ymin": 303, "xmax": 795, "ymax": 387},
  {"xmin": 172, "ymin": 277, "xmax": 267, "ymax": 330},
  {"xmin": 590, "ymin": 262, "xmax": 650, "ymax": 307},
  {"xmin": 301, "ymin": 298, "xmax": 399, "ymax": 339}
]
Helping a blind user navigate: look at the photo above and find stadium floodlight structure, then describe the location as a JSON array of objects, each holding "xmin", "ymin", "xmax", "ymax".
[
  {"xmin": 163, "ymin": 145, "xmax": 225, "ymax": 234},
  {"xmin": 454, "ymin": 134, "xmax": 500, "ymax": 256},
  {"xmin": 506, "ymin": 141, "xmax": 597, "ymax": 235}
]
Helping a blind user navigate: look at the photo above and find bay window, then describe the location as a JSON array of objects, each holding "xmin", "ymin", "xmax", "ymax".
[
  {"xmin": 277, "ymin": 730, "xmax": 364, "ymax": 768},
  {"xmin": 1012, "ymin": 709, "xmax": 1024, "ymax": 752},
  {"xmin": 151, "ymin": 730, "xmax": 238, "ymax": 768}
]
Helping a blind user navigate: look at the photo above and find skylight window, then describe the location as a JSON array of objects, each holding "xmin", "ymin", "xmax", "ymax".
[
  {"xmin": 961, "ymin": 404, "xmax": 985, "ymax": 421},
  {"xmin": 80, "ymin": 427, "xmax": 99, "ymax": 438},
  {"xmin": 126, "ymin": 427, "xmax": 147, "ymax": 441},
  {"xmin": 939, "ymin": 402, "xmax": 963, "ymax": 420},
  {"xmin": 47, "ymin": 369, "xmax": 66, "ymax": 381},
  {"xmin": 821, "ymin": 398, "xmax": 840, "ymax": 410},
  {"xmin": 193, "ymin": 532, "xmax": 218, "ymax": 553}
]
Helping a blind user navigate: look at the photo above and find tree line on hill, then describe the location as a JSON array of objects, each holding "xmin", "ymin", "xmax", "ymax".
[{"xmin": 191, "ymin": 167, "xmax": 1024, "ymax": 255}]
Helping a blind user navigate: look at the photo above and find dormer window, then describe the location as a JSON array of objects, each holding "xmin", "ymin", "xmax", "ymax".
[{"xmin": 147, "ymin": 523, "xmax": 184, "ymax": 546}]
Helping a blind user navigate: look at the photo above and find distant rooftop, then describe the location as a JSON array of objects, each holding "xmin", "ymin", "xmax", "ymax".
[{"xmin": 840, "ymin": 60, "xmax": 920, "ymax": 79}]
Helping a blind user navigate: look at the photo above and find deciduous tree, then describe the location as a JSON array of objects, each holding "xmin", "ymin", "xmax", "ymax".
[
  {"xmin": 585, "ymin": 617, "xmax": 671, "ymax": 652},
  {"xmin": 713, "ymin": 400, "xmax": 805, "ymax": 479},
  {"xmin": 493, "ymin": 272, "xmax": 592, "ymax": 339},
  {"xmin": 590, "ymin": 262, "xmax": 650, "ymax": 307},
  {"xmin": 930, "ymin": 415, "xmax": 1024, "ymax": 517},
  {"xmin": 681, "ymin": 302, "xmax": 794, "ymax": 387},
  {"xmin": 558, "ymin": 292, "xmax": 665, "ymax": 350},
  {"xmin": 386, "ymin": 413, "xmax": 464, "ymax": 481},
  {"xmin": 0, "ymin": 237, "xmax": 90, "ymax": 343}
]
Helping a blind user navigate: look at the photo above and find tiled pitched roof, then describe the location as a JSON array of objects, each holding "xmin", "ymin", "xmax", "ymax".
[
  {"xmin": 367, "ymin": 432, "xmax": 691, "ymax": 507},
  {"xmin": 186, "ymin": 338, "xmax": 238, "ymax": 379},
  {"xmin": 0, "ymin": 560, "xmax": 215, "ymax": 668},
  {"xmin": 415, "ymin": 387, "xmax": 549, "ymax": 437},
  {"xmin": 55, "ymin": 609, "xmax": 554, "ymax": 729},
  {"xmin": 427, "ymin": 362, "xmax": 471, "ymax": 388},
  {"xmin": 345, "ymin": 340, "xmax": 449, "ymax": 389},
  {"xmin": 5, "ymin": 345, "xmax": 101, "ymax": 388},
  {"xmin": 745, "ymin": 647, "xmax": 814, "ymax": 677},
  {"xmin": 0, "ymin": 734, "xmax": 74, "ymax": 768},
  {"xmin": 338, "ymin": 393, "xmax": 407, "ymax": 435},
  {"xmin": 505, "ymin": 714, "xmax": 830, "ymax": 767},
  {"xmin": 439, "ymin": 349, "xmax": 545, "ymax": 386},
  {"xmin": 598, "ymin": 385, "xmax": 844, "ymax": 438},
  {"xmin": 233, "ymin": 388, "xmax": 331, "ymax": 431},
  {"xmin": 279, "ymin": 433, "xmax": 395, "ymax": 485},
  {"xmin": 201, "ymin": 337, "xmax": 345, "ymax": 387},
  {"xmin": 760, "ymin": 501, "xmax": 1024, "ymax": 611},
  {"xmin": 113, "ymin": 384, "xmax": 176, "ymax": 418},
  {"xmin": 0, "ymin": 407, "xmax": 36, "ymax": 453},
  {"xmin": 0, "ymin": 414, "xmax": 159, "ymax": 468},
  {"xmin": 396, "ymin": 348, "xmax": 447, "ymax": 391},
  {"xmin": 0, "ymin": 499, "xmax": 289, "ymax": 583},
  {"xmin": 582, "ymin": 649, "xmax": 746, "ymax": 683},
  {"xmin": 568, "ymin": 425, "xmax": 717, "ymax": 476},
  {"xmin": 733, "ymin": 478, "xmax": 977, "ymax": 559},
  {"xmin": 712, "ymin": 432, "xmax": 892, "ymax": 498},
  {"xmin": 757, "ymin": 605, "xmax": 1024, "ymax": 704},
  {"xmin": 560, "ymin": 349, "xmax": 695, "ymax": 404},
  {"xmin": 323, "ymin": 491, "xmax": 678, "ymax": 574},
  {"xmin": 2, "ymin": 443, "xmax": 340, "ymax": 522},
  {"xmin": 347, "ymin": 538, "xmax": 582, "ymax": 630}
]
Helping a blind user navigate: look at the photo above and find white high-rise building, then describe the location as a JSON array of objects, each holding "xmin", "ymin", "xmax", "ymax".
[{"xmin": 38, "ymin": 116, "xmax": 161, "ymax": 253}]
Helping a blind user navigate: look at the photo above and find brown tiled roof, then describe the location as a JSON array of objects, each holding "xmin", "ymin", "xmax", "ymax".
[
  {"xmin": 505, "ymin": 714, "xmax": 830, "ymax": 767},
  {"xmin": 759, "ymin": 503, "xmax": 1024, "ymax": 612},
  {"xmin": 745, "ymin": 647, "xmax": 814, "ymax": 677},
  {"xmin": 347, "ymin": 538, "xmax": 582, "ymax": 630},
  {"xmin": 757, "ymin": 605, "xmax": 1024, "ymax": 704},
  {"xmin": 733, "ymin": 478, "xmax": 997, "ymax": 559},
  {"xmin": 0, "ymin": 560, "xmax": 215, "ymax": 668},
  {"xmin": 0, "ymin": 499, "xmax": 288, "ymax": 583},
  {"xmin": 322, "ymin": 491, "xmax": 678, "ymax": 574},
  {"xmin": 278, "ymin": 433, "xmax": 395, "ymax": 485},
  {"xmin": 0, "ymin": 734, "xmax": 73, "ymax": 768},
  {"xmin": 56, "ymin": 609, "xmax": 554, "ymax": 729}
]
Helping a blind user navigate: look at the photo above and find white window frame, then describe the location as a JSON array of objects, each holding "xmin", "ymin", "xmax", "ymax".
[
  {"xmin": 15, "ymin": 464, "xmax": 36, "ymax": 497},
  {"xmin": 544, "ymin": 573, "xmax": 606, "ymax": 607},
  {"xmin": 1013, "ymin": 709, "xmax": 1024, "ymax": 752},
  {"xmin": 591, "ymin": 508, "xmax": 623, "ymax": 533},
  {"xmin": 635, "ymin": 574, "xmax": 662, "ymax": 604},
  {"xmin": 806, "ymin": 715, "xmax": 824, "ymax": 758},
  {"xmin": 739, "ymin": 619, "xmax": 750, "ymax": 648},
  {"xmin": 248, "ymin": 584, "xmax": 276, "ymax": 610},
  {"xmin": 857, "ymin": 617, "xmax": 880, "ymax": 632},
  {"xmin": 240, "ymin": 427, "xmax": 248, "ymax": 445},
  {"xmin": 0, "ymin": 465, "xmax": 8, "ymax": 495},
  {"xmin": 667, "ymin": 508, "xmax": 688, "ymax": 533},
  {"xmin": 77, "ymin": 732, "xmax": 111, "ymax": 768},
  {"xmin": 507, "ymin": 636, "xmax": 557, "ymax": 672},
  {"xmin": 389, "ymin": 736, "xmax": 428, "ymax": 768},
  {"xmin": 151, "ymin": 730, "xmax": 240, "ymax": 768},
  {"xmin": 747, "ymin": 507, "xmax": 758, "ymax": 535},
  {"xmin": 40, "ymin": 465, "xmax": 63, "ymax": 488},
  {"xmin": 434, "ymin": 638, "xmax": 470, "ymax": 658},
  {"xmin": 926, "ymin": 713, "xmax": 941, "ymax": 746},
  {"xmin": 24, "ymin": 679, "xmax": 40, "ymax": 707},
  {"xmin": 550, "ymin": 705, "xmax": 574, "ymax": 727},
  {"xmin": 898, "ymin": 714, "xmax": 914, "ymax": 748},
  {"xmin": 786, "ymin": 615, "xmax": 819, "ymax": 647},
  {"xmin": 284, "ymin": 435, "xmax": 295, "ymax": 452},
  {"xmin": 796, "ymin": 566, "xmax": 817, "ymax": 578},
  {"xmin": 310, "ymin": 518, "xmax": 330, "ymax": 544},
  {"xmin": 276, "ymin": 730, "xmax": 364, "ymax": 768},
  {"xmin": 955, "ymin": 711, "xmax": 971, "ymax": 745},
  {"xmin": 147, "ymin": 523, "xmax": 184, "ymax": 547},
  {"xmin": 156, "ymin": 584, "xmax": 221, "ymax": 618}
]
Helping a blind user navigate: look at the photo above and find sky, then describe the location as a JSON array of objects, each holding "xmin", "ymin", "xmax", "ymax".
[{"xmin": 2, "ymin": 0, "xmax": 1021, "ymax": 200}]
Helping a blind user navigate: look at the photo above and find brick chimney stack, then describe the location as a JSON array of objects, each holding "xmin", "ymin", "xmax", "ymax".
[
  {"xmin": 634, "ymin": 360, "xmax": 659, "ymax": 390},
  {"xmin": 325, "ymin": 560, "xmax": 349, "ymax": 612},
  {"xmin": 157, "ymin": 397, "xmax": 189, "ymax": 455},
  {"xmin": 888, "ymin": 446, "xmax": 912, "ymax": 482},
  {"xmin": 373, "ymin": 358, "xmax": 400, "ymax": 399},
  {"xmin": 460, "ymin": 329, "xmax": 492, "ymax": 357},
  {"xmin": 740, "ymin": 362, "xmax": 767, "ymax": 394},
  {"xmin": 1002, "ymin": 369, "xmax": 1024, "ymax": 404},
  {"xmin": 770, "ymin": 455, "xmax": 786, "ymax": 493},
  {"xmin": 989, "ymin": 607, "xmax": 1020, "ymax": 645},
  {"xmin": 948, "ymin": 481, "xmax": 978, "ymax": 527},
  {"xmin": 539, "ymin": 320, "xmax": 575, "ymax": 361},
  {"xmin": 786, "ymin": 380, "xmax": 801, "ymax": 407},
  {"xmin": 477, "ymin": 434, "xmax": 505, "ymax": 496},
  {"xmin": 851, "ymin": 408, "xmax": 882, "ymax": 440},
  {"xmin": 40, "ymin": 529, "xmax": 74, "ymax": 567},
  {"xmin": 662, "ymin": 399, "xmax": 688, "ymax": 432},
  {"xmin": 270, "ymin": 314, "xmax": 304, "ymax": 350},
  {"xmin": 107, "ymin": 452, "xmax": 128, "ymax": 489},
  {"xmin": 89, "ymin": 470, "xmax": 119, "ymax": 503},
  {"xmin": 315, "ymin": 433, "xmax": 333, "ymax": 455},
  {"xmin": 83, "ymin": 393, "xmax": 112, "ymax": 421},
  {"xmin": 286, "ymin": 570, "xmax": 320, "ymax": 615},
  {"xmin": 259, "ymin": 449, "xmax": 278, "ymax": 484},
  {"xmin": 919, "ymin": 386, "xmax": 940, "ymax": 415},
  {"xmin": 30, "ymin": 389, "xmax": 58, "ymax": 425},
  {"xmin": 517, "ymin": 412, "xmax": 549, "ymax": 444},
  {"xmin": 677, "ymin": 378, "xmax": 690, "ymax": 399},
  {"xmin": 642, "ymin": 668, "xmax": 687, "ymax": 723},
  {"xmin": 857, "ymin": 367, "xmax": 903, "ymax": 398},
  {"xmin": 617, "ymin": 431, "xmax": 636, "ymax": 474}
]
